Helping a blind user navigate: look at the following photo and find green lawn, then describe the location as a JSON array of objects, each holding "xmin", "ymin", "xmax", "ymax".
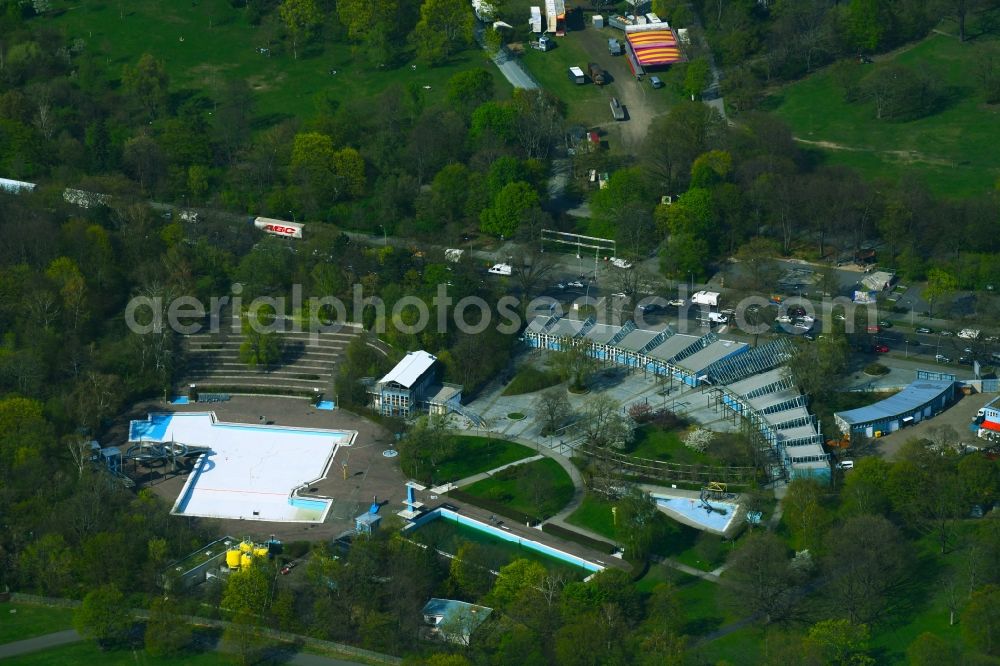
[
  {"xmin": 0, "ymin": 603, "xmax": 75, "ymax": 644},
  {"xmin": 566, "ymin": 493, "xmax": 617, "ymax": 539},
  {"xmin": 3, "ymin": 641, "xmax": 226, "ymax": 666},
  {"xmin": 411, "ymin": 436, "xmax": 535, "ymax": 484},
  {"xmin": 46, "ymin": 0, "xmax": 511, "ymax": 122},
  {"xmin": 768, "ymin": 32, "xmax": 1000, "ymax": 197},
  {"xmin": 628, "ymin": 425, "xmax": 722, "ymax": 466},
  {"xmin": 520, "ymin": 37, "xmax": 615, "ymax": 126},
  {"xmin": 463, "ymin": 458, "xmax": 574, "ymax": 519},
  {"xmin": 501, "ymin": 366, "xmax": 563, "ymax": 396}
]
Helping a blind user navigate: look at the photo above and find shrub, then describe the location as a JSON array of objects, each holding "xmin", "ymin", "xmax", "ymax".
[{"xmin": 864, "ymin": 362, "xmax": 889, "ymax": 376}]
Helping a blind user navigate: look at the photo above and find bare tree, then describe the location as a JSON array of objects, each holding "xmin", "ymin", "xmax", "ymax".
[
  {"xmin": 512, "ymin": 244, "xmax": 556, "ymax": 309},
  {"xmin": 537, "ymin": 387, "xmax": 572, "ymax": 435}
]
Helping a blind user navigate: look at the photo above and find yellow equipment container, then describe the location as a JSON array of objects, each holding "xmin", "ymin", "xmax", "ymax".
[
  {"xmin": 254, "ymin": 546, "xmax": 269, "ymax": 559},
  {"xmin": 239, "ymin": 540, "xmax": 253, "ymax": 553},
  {"xmin": 240, "ymin": 553, "xmax": 253, "ymax": 569},
  {"xmin": 225, "ymin": 549, "xmax": 241, "ymax": 570}
]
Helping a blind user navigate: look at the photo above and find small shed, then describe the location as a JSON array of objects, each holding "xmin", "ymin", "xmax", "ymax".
[
  {"xmin": 568, "ymin": 66, "xmax": 586, "ymax": 84},
  {"xmin": 355, "ymin": 511, "xmax": 382, "ymax": 535},
  {"xmin": 592, "ymin": 14, "xmax": 604, "ymax": 28}
]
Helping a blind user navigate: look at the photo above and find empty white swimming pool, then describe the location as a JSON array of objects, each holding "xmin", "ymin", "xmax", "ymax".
[{"xmin": 130, "ymin": 412, "xmax": 356, "ymax": 523}]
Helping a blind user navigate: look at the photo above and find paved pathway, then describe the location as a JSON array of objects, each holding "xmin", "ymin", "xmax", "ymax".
[
  {"xmin": 474, "ymin": 24, "xmax": 538, "ymax": 90},
  {"xmin": 451, "ymin": 454, "xmax": 544, "ymax": 488},
  {"xmin": 0, "ymin": 629, "xmax": 82, "ymax": 659}
]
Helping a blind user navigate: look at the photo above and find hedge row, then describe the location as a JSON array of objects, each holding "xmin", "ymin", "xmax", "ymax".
[
  {"xmin": 541, "ymin": 523, "xmax": 617, "ymax": 555},
  {"xmin": 447, "ymin": 488, "xmax": 539, "ymax": 525}
]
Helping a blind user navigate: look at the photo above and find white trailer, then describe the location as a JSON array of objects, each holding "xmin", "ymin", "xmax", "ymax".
[
  {"xmin": 253, "ymin": 216, "xmax": 304, "ymax": 239},
  {"xmin": 691, "ymin": 290, "xmax": 721, "ymax": 307}
]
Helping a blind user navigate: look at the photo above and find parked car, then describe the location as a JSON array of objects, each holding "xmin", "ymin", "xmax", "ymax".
[
  {"xmin": 775, "ymin": 315, "xmax": 793, "ymax": 324},
  {"xmin": 960, "ymin": 356, "xmax": 973, "ymax": 365},
  {"xmin": 668, "ymin": 298, "xmax": 686, "ymax": 307},
  {"xmin": 649, "ymin": 76, "xmax": 663, "ymax": 88},
  {"xmin": 940, "ymin": 330, "xmax": 955, "ymax": 336},
  {"xmin": 916, "ymin": 327, "xmax": 933, "ymax": 334},
  {"xmin": 610, "ymin": 291, "xmax": 627, "ymax": 299},
  {"xmin": 875, "ymin": 344, "xmax": 889, "ymax": 353},
  {"xmin": 879, "ymin": 320, "xmax": 893, "ymax": 328},
  {"xmin": 280, "ymin": 562, "xmax": 297, "ymax": 575},
  {"xmin": 555, "ymin": 282, "xmax": 566, "ymax": 290},
  {"xmin": 787, "ymin": 306, "xmax": 806, "ymax": 317},
  {"xmin": 936, "ymin": 354, "xmax": 951, "ymax": 363},
  {"xmin": 836, "ymin": 460, "xmax": 854, "ymax": 470},
  {"xmin": 638, "ymin": 303, "xmax": 659, "ymax": 313},
  {"xmin": 568, "ymin": 280, "xmax": 585, "ymax": 288},
  {"xmin": 609, "ymin": 257, "xmax": 633, "ymax": 269}
]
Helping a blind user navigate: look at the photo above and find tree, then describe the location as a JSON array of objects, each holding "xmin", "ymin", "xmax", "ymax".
[
  {"xmin": 412, "ymin": 0, "xmax": 474, "ymax": 64},
  {"xmin": 802, "ymin": 619, "xmax": 874, "ymax": 666},
  {"xmin": 683, "ymin": 58, "xmax": 711, "ymax": 100},
  {"xmin": 447, "ymin": 69, "xmax": 494, "ymax": 115},
  {"xmin": 962, "ymin": 584, "xmax": 1000, "ymax": 656},
  {"xmin": 959, "ymin": 454, "xmax": 1000, "ymax": 508},
  {"xmin": 122, "ymin": 53, "xmax": 169, "ymax": 119},
  {"xmin": 787, "ymin": 335, "xmax": 848, "ymax": 401},
  {"xmin": 722, "ymin": 532, "xmax": 798, "ymax": 624},
  {"xmin": 538, "ymin": 387, "xmax": 571, "ymax": 435},
  {"xmin": 448, "ymin": 542, "xmax": 494, "ymax": 599},
  {"xmin": 479, "ymin": 181, "xmax": 539, "ymax": 238},
  {"xmin": 74, "ymin": 584, "xmax": 131, "ymax": 648},
  {"xmin": 222, "ymin": 561, "xmax": 271, "ymax": 614},
  {"xmin": 223, "ymin": 609, "xmax": 269, "ymax": 666},
  {"xmin": 144, "ymin": 596, "xmax": 192, "ymax": 657},
  {"xmin": 490, "ymin": 558, "xmax": 546, "ymax": 609},
  {"xmin": 615, "ymin": 486, "xmax": 660, "ymax": 560},
  {"xmin": 861, "ymin": 63, "xmax": 939, "ymax": 121},
  {"xmin": 239, "ymin": 309, "xmax": 283, "ymax": 368},
  {"xmin": 823, "ymin": 514, "xmax": 910, "ymax": 624},
  {"xmin": 280, "ymin": 0, "xmax": 322, "ymax": 60},
  {"xmin": 733, "ymin": 237, "xmax": 780, "ymax": 291},
  {"xmin": 511, "ymin": 244, "xmax": 555, "ymax": 308}
]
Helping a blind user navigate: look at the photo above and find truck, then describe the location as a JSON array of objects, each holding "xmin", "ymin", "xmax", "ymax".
[
  {"xmin": 568, "ymin": 66, "xmax": 586, "ymax": 84},
  {"xmin": 253, "ymin": 216, "xmax": 303, "ymax": 239},
  {"xmin": 588, "ymin": 62, "xmax": 606, "ymax": 85},
  {"xmin": 610, "ymin": 97, "xmax": 625, "ymax": 120}
]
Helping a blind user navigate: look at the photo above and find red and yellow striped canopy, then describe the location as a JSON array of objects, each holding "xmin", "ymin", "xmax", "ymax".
[{"xmin": 626, "ymin": 28, "xmax": 682, "ymax": 66}]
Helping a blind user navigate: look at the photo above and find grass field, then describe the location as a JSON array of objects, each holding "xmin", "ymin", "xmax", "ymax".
[
  {"xmin": 628, "ymin": 425, "xmax": 722, "ymax": 466},
  {"xmin": 501, "ymin": 366, "xmax": 562, "ymax": 396},
  {"xmin": 767, "ymin": 31, "xmax": 1000, "ymax": 197},
  {"xmin": 463, "ymin": 458, "xmax": 574, "ymax": 519},
  {"xmin": 520, "ymin": 37, "xmax": 615, "ymax": 126},
  {"xmin": 0, "ymin": 603, "xmax": 75, "ymax": 644},
  {"xmin": 46, "ymin": 0, "xmax": 511, "ymax": 122},
  {"xmin": 411, "ymin": 435, "xmax": 535, "ymax": 484},
  {"xmin": 566, "ymin": 493, "xmax": 616, "ymax": 538}
]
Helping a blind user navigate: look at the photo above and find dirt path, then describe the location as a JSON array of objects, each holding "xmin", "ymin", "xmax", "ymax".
[
  {"xmin": 793, "ymin": 137, "xmax": 956, "ymax": 167},
  {"xmin": 573, "ymin": 27, "xmax": 668, "ymax": 150}
]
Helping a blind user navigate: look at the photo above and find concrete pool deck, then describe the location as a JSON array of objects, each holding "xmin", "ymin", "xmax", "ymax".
[
  {"xmin": 113, "ymin": 396, "xmax": 406, "ymax": 539},
  {"xmin": 646, "ymin": 486, "xmax": 744, "ymax": 538},
  {"xmin": 130, "ymin": 412, "xmax": 356, "ymax": 523}
]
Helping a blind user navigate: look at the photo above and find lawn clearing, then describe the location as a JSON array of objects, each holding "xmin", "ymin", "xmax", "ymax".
[
  {"xmin": 462, "ymin": 458, "xmax": 574, "ymax": 519},
  {"xmin": 628, "ymin": 425, "xmax": 722, "ymax": 466},
  {"xmin": 407, "ymin": 435, "xmax": 535, "ymax": 484},
  {"xmin": 520, "ymin": 38, "xmax": 615, "ymax": 126},
  {"xmin": 566, "ymin": 493, "xmax": 616, "ymax": 539},
  {"xmin": 768, "ymin": 32, "xmax": 1000, "ymax": 197},
  {"xmin": 0, "ymin": 603, "xmax": 75, "ymax": 644},
  {"xmin": 45, "ymin": 0, "xmax": 510, "ymax": 122},
  {"xmin": 501, "ymin": 366, "xmax": 562, "ymax": 396}
]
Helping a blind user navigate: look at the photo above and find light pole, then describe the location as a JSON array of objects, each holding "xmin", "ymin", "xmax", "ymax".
[
  {"xmin": 288, "ymin": 210, "xmax": 296, "ymax": 223},
  {"xmin": 379, "ymin": 224, "xmax": 387, "ymax": 246}
]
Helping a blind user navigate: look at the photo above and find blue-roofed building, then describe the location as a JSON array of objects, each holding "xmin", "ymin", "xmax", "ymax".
[
  {"xmin": 834, "ymin": 379, "xmax": 956, "ymax": 437},
  {"xmin": 421, "ymin": 598, "xmax": 493, "ymax": 645}
]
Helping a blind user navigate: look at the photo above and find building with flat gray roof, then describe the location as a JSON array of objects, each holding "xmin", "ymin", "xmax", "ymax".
[{"xmin": 835, "ymin": 379, "xmax": 956, "ymax": 437}]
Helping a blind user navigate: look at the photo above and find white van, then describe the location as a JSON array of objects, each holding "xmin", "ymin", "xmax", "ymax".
[{"xmin": 487, "ymin": 263, "xmax": 512, "ymax": 276}]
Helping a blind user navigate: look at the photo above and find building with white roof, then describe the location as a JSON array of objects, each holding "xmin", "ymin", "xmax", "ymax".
[{"xmin": 370, "ymin": 351, "xmax": 462, "ymax": 418}]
